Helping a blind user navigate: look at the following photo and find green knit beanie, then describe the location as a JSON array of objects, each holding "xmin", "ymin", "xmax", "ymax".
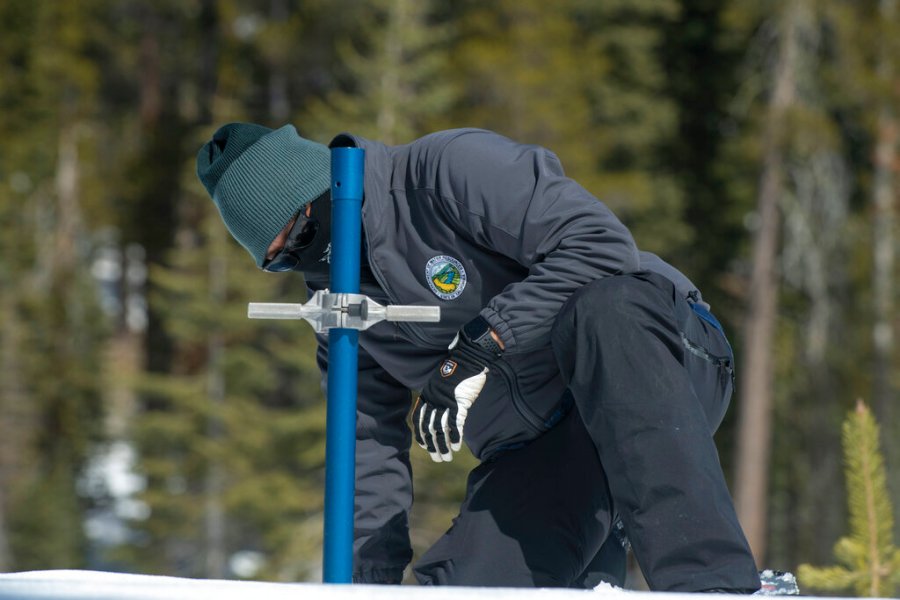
[{"xmin": 196, "ymin": 123, "xmax": 331, "ymax": 267}]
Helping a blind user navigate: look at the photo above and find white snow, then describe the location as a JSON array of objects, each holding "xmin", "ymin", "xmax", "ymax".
[{"xmin": 0, "ymin": 570, "xmax": 883, "ymax": 600}]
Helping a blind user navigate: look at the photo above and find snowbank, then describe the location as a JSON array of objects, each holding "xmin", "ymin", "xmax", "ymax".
[{"xmin": 0, "ymin": 570, "xmax": 869, "ymax": 600}]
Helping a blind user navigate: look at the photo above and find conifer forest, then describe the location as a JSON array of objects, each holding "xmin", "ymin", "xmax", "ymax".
[{"xmin": 1, "ymin": 0, "xmax": 899, "ymax": 592}]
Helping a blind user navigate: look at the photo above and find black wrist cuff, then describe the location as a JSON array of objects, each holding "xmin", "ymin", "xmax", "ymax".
[{"xmin": 462, "ymin": 316, "xmax": 503, "ymax": 357}]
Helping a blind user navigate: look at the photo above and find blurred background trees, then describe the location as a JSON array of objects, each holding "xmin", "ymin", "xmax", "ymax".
[{"xmin": 0, "ymin": 0, "xmax": 898, "ymax": 589}]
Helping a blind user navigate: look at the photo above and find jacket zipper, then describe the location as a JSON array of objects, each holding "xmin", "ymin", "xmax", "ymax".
[{"xmin": 363, "ymin": 232, "xmax": 450, "ymax": 350}]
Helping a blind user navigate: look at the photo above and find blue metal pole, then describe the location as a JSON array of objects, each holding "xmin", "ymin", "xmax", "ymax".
[{"xmin": 323, "ymin": 147, "xmax": 365, "ymax": 583}]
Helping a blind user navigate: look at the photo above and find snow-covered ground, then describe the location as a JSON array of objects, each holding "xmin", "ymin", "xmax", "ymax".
[{"xmin": 0, "ymin": 570, "xmax": 876, "ymax": 600}]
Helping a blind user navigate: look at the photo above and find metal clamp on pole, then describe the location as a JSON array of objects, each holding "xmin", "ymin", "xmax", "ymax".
[{"xmin": 248, "ymin": 290, "xmax": 440, "ymax": 333}]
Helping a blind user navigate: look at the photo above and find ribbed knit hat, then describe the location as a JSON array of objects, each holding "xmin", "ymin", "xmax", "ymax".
[{"xmin": 196, "ymin": 123, "xmax": 331, "ymax": 267}]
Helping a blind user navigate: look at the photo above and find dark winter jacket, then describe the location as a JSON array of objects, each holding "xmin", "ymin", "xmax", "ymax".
[{"xmin": 304, "ymin": 128, "xmax": 708, "ymax": 583}]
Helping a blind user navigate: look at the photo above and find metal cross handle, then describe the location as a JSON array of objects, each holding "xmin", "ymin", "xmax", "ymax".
[{"xmin": 248, "ymin": 289, "xmax": 440, "ymax": 332}]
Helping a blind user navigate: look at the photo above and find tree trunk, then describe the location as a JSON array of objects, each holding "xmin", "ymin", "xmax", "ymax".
[
  {"xmin": 871, "ymin": 0, "xmax": 897, "ymax": 452},
  {"xmin": 139, "ymin": 28, "xmax": 161, "ymax": 127},
  {"xmin": 54, "ymin": 125, "xmax": 81, "ymax": 275},
  {"xmin": 0, "ymin": 493, "xmax": 9, "ymax": 571},
  {"xmin": 204, "ymin": 225, "xmax": 227, "ymax": 579},
  {"xmin": 377, "ymin": 0, "xmax": 407, "ymax": 144},
  {"xmin": 871, "ymin": 0, "xmax": 899, "ymax": 535},
  {"xmin": 734, "ymin": 0, "xmax": 802, "ymax": 564},
  {"xmin": 268, "ymin": 0, "xmax": 290, "ymax": 123},
  {"xmin": 0, "ymin": 301, "xmax": 23, "ymax": 571},
  {"xmin": 196, "ymin": 0, "xmax": 219, "ymax": 125},
  {"xmin": 196, "ymin": 0, "xmax": 227, "ymax": 575}
]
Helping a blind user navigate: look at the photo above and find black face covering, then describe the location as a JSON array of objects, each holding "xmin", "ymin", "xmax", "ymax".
[{"xmin": 262, "ymin": 191, "xmax": 332, "ymax": 275}]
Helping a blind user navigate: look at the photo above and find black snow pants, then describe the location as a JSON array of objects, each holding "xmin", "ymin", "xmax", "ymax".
[{"xmin": 414, "ymin": 272, "xmax": 760, "ymax": 592}]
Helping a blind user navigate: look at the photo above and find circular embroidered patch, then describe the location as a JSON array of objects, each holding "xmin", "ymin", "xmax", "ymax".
[{"xmin": 426, "ymin": 255, "xmax": 467, "ymax": 300}]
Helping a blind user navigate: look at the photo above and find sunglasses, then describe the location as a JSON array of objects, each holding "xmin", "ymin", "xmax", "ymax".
[{"xmin": 262, "ymin": 211, "xmax": 320, "ymax": 272}]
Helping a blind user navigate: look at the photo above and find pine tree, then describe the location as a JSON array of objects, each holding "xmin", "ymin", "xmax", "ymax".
[
  {"xmin": 732, "ymin": 0, "xmax": 805, "ymax": 562},
  {"xmin": 660, "ymin": 0, "xmax": 746, "ymax": 299},
  {"xmin": 448, "ymin": 0, "xmax": 627, "ymax": 221},
  {"xmin": 0, "ymin": 0, "xmax": 113, "ymax": 569},
  {"xmin": 714, "ymin": 0, "xmax": 860, "ymax": 564},
  {"xmin": 798, "ymin": 401, "xmax": 900, "ymax": 597},
  {"xmin": 125, "ymin": 201, "xmax": 327, "ymax": 579},
  {"xmin": 574, "ymin": 0, "xmax": 689, "ymax": 255},
  {"xmin": 448, "ymin": 0, "xmax": 602, "ymax": 170},
  {"xmin": 822, "ymin": 0, "xmax": 900, "ymax": 532},
  {"xmin": 302, "ymin": 0, "xmax": 455, "ymax": 144}
]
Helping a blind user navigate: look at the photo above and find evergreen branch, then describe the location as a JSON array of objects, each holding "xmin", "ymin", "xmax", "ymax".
[
  {"xmin": 797, "ymin": 400, "xmax": 898, "ymax": 597},
  {"xmin": 796, "ymin": 564, "xmax": 858, "ymax": 592},
  {"xmin": 853, "ymin": 401, "xmax": 883, "ymax": 597}
]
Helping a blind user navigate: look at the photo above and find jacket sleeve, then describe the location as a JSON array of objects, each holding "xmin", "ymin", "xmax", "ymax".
[
  {"xmin": 434, "ymin": 130, "xmax": 641, "ymax": 352},
  {"xmin": 315, "ymin": 336, "xmax": 414, "ymax": 583}
]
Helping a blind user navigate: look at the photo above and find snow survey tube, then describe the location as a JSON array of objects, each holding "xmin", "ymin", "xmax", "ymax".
[{"xmin": 324, "ymin": 147, "xmax": 364, "ymax": 583}]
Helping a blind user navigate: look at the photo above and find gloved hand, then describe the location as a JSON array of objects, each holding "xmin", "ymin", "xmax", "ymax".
[{"xmin": 413, "ymin": 316, "xmax": 503, "ymax": 462}]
